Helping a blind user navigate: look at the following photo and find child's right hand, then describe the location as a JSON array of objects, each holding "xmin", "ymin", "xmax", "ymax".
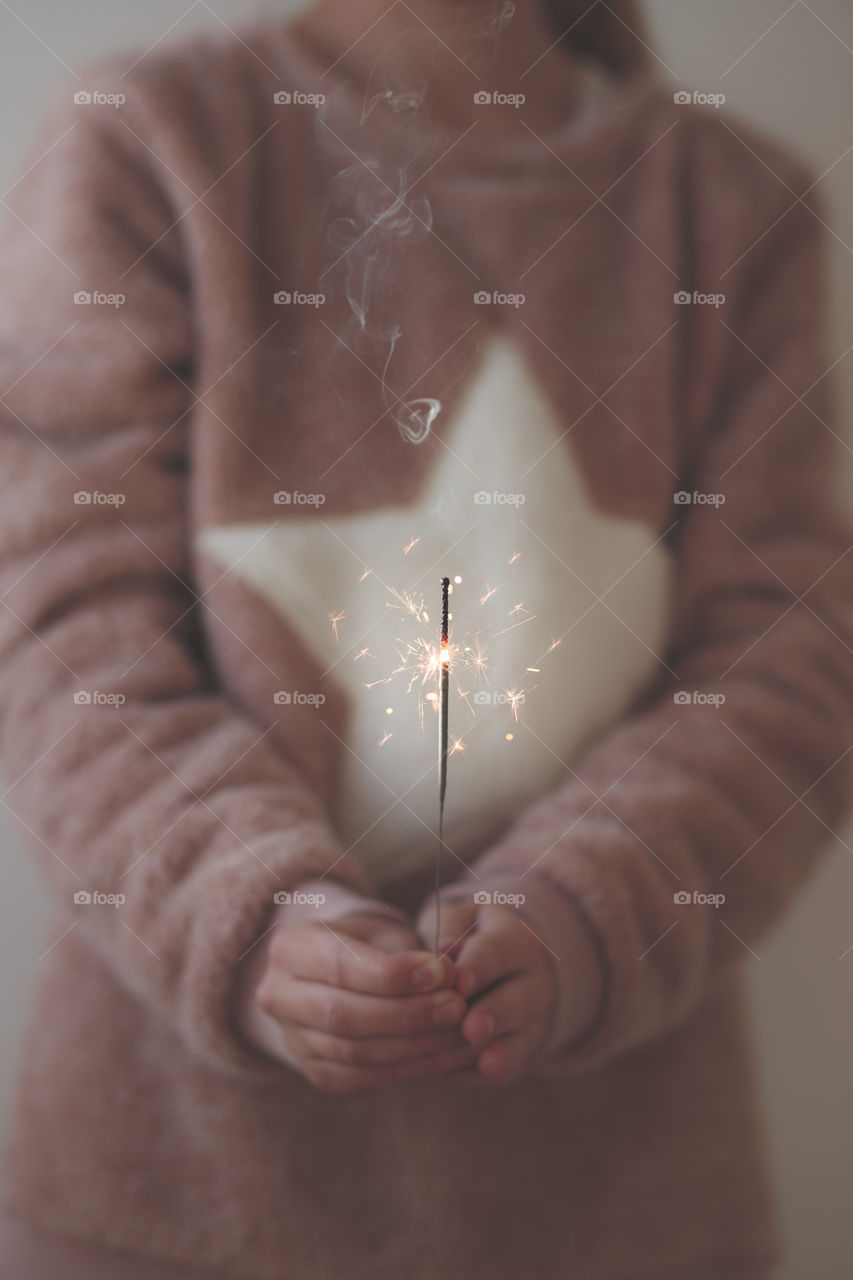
[{"xmin": 238, "ymin": 905, "xmax": 478, "ymax": 1092}]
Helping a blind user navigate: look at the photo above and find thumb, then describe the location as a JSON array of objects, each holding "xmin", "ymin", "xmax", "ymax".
[{"xmin": 416, "ymin": 893, "xmax": 479, "ymax": 956}]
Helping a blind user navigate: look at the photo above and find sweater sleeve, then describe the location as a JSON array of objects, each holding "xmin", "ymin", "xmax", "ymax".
[
  {"xmin": 457, "ymin": 161, "xmax": 853, "ymax": 1074},
  {"xmin": 0, "ymin": 89, "xmax": 373, "ymax": 1079}
]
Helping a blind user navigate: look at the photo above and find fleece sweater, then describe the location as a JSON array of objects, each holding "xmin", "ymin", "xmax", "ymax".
[{"xmin": 1, "ymin": 15, "xmax": 852, "ymax": 1280}]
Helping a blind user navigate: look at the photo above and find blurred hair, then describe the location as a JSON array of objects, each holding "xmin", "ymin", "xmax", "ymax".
[{"xmin": 543, "ymin": 0, "xmax": 649, "ymax": 76}]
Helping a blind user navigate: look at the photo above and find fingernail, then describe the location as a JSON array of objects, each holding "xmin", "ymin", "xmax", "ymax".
[
  {"xmin": 433, "ymin": 992, "xmax": 462, "ymax": 1025},
  {"xmin": 413, "ymin": 957, "xmax": 444, "ymax": 990}
]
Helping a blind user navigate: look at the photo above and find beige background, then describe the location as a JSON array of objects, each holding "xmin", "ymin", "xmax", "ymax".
[{"xmin": 0, "ymin": 2, "xmax": 851, "ymax": 1275}]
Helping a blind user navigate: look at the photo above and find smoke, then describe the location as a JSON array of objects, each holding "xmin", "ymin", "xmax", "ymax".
[{"xmin": 316, "ymin": 6, "xmax": 517, "ymax": 445}]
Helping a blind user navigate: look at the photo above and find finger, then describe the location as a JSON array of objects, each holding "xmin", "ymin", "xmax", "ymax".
[
  {"xmin": 451, "ymin": 1022, "xmax": 549, "ymax": 1086},
  {"xmin": 416, "ymin": 897, "xmax": 479, "ymax": 953},
  {"xmin": 271, "ymin": 921, "xmax": 453, "ymax": 997},
  {"xmin": 453, "ymin": 906, "xmax": 538, "ymax": 998},
  {"xmin": 262, "ymin": 976, "xmax": 468, "ymax": 1039},
  {"xmin": 459, "ymin": 973, "xmax": 550, "ymax": 1048},
  {"xmin": 300, "ymin": 1025, "xmax": 470, "ymax": 1068},
  {"xmin": 303, "ymin": 1041, "xmax": 482, "ymax": 1094}
]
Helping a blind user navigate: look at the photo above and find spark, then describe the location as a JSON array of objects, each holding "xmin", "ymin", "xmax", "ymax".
[
  {"xmin": 505, "ymin": 733, "xmax": 514, "ymax": 741},
  {"xmin": 495, "ymin": 614, "xmax": 537, "ymax": 637},
  {"xmin": 547, "ymin": 637, "xmax": 562, "ymax": 654},
  {"xmin": 353, "ymin": 647, "xmax": 374, "ymax": 661},
  {"xmin": 378, "ymin": 732, "xmax": 393, "ymax": 747},
  {"xmin": 403, "ymin": 536, "xmax": 421, "ymax": 555},
  {"xmin": 480, "ymin": 585, "xmax": 498, "ymax": 606},
  {"xmin": 450, "ymin": 739, "xmax": 465, "ymax": 754},
  {"xmin": 508, "ymin": 601, "xmax": 531, "ymax": 618},
  {"xmin": 508, "ymin": 551, "xmax": 521, "ymax": 565},
  {"xmin": 329, "ymin": 610, "xmax": 345, "ymax": 640},
  {"xmin": 359, "ymin": 569, "xmax": 373, "ymax": 582}
]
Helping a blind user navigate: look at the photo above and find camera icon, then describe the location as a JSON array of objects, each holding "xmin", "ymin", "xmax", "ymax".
[
  {"xmin": 73, "ymin": 91, "xmax": 93, "ymax": 105},
  {"xmin": 673, "ymin": 690, "xmax": 691, "ymax": 705},
  {"xmin": 673, "ymin": 91, "xmax": 692, "ymax": 105},
  {"xmin": 674, "ymin": 290, "xmax": 692, "ymax": 305},
  {"xmin": 474, "ymin": 91, "xmax": 492, "ymax": 105},
  {"xmin": 274, "ymin": 291, "xmax": 292, "ymax": 305},
  {"xmin": 73, "ymin": 491, "xmax": 92, "ymax": 505},
  {"xmin": 673, "ymin": 490, "xmax": 692, "ymax": 505},
  {"xmin": 473, "ymin": 291, "xmax": 491, "ymax": 305},
  {"xmin": 73, "ymin": 691, "xmax": 92, "ymax": 705},
  {"xmin": 274, "ymin": 691, "xmax": 292, "ymax": 705},
  {"xmin": 274, "ymin": 491, "xmax": 292, "ymax": 504},
  {"xmin": 273, "ymin": 91, "xmax": 292, "ymax": 105},
  {"xmin": 473, "ymin": 691, "xmax": 492, "ymax": 705},
  {"xmin": 673, "ymin": 891, "xmax": 691, "ymax": 905},
  {"xmin": 73, "ymin": 890, "xmax": 93, "ymax": 905},
  {"xmin": 473, "ymin": 491, "xmax": 492, "ymax": 504},
  {"xmin": 73, "ymin": 291, "xmax": 92, "ymax": 305},
  {"xmin": 273, "ymin": 891, "xmax": 291, "ymax": 905},
  {"xmin": 474, "ymin": 890, "xmax": 492, "ymax": 905}
]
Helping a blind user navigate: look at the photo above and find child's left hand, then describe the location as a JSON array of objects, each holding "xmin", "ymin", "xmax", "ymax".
[{"xmin": 414, "ymin": 892, "xmax": 558, "ymax": 1085}]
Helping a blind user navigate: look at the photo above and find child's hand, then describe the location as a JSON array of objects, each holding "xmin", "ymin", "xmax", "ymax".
[
  {"xmin": 238, "ymin": 896, "xmax": 478, "ymax": 1093},
  {"xmin": 416, "ymin": 878, "xmax": 605, "ymax": 1085}
]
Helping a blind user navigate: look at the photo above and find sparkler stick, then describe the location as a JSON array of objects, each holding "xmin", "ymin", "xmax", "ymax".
[{"xmin": 435, "ymin": 576, "xmax": 450, "ymax": 954}]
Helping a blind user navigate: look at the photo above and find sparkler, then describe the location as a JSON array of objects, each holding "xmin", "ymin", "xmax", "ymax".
[{"xmin": 434, "ymin": 576, "xmax": 450, "ymax": 954}]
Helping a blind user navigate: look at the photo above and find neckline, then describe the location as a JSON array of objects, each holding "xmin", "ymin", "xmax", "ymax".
[{"xmin": 270, "ymin": 18, "xmax": 662, "ymax": 179}]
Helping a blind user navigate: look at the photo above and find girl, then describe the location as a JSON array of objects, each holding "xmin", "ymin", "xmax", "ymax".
[{"xmin": 0, "ymin": 1, "xmax": 851, "ymax": 1277}]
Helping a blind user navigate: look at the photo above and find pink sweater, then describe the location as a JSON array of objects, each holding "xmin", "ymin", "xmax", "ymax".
[{"xmin": 1, "ymin": 16, "xmax": 851, "ymax": 1280}]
